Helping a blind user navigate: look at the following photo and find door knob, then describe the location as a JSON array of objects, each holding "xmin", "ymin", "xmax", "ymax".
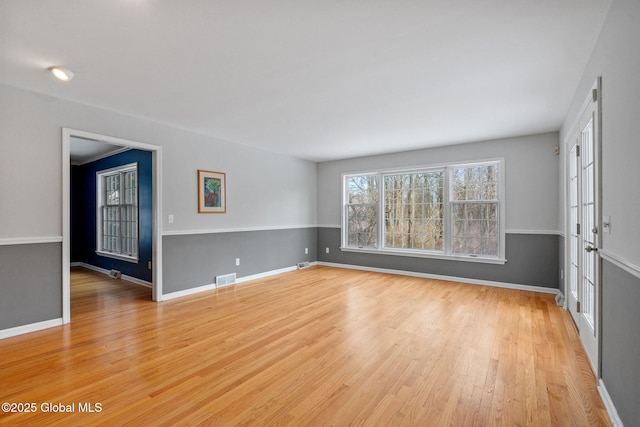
[{"xmin": 585, "ymin": 246, "xmax": 598, "ymax": 253}]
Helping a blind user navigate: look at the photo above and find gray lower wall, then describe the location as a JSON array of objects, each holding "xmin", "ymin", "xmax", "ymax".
[
  {"xmin": 601, "ymin": 259, "xmax": 640, "ymax": 426},
  {"xmin": 0, "ymin": 243, "xmax": 62, "ymax": 330},
  {"xmin": 318, "ymin": 228, "xmax": 559, "ymax": 289},
  {"xmin": 162, "ymin": 227, "xmax": 318, "ymax": 293}
]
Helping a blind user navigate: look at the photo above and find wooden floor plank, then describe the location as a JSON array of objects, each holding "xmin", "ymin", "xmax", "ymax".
[{"xmin": 0, "ymin": 266, "xmax": 610, "ymax": 426}]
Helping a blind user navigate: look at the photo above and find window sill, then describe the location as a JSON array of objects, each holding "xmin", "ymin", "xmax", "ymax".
[
  {"xmin": 339, "ymin": 246, "xmax": 506, "ymax": 265},
  {"xmin": 96, "ymin": 250, "xmax": 139, "ymax": 264}
]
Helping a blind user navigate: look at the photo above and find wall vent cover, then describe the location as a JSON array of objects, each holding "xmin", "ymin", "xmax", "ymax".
[
  {"xmin": 109, "ymin": 269, "xmax": 122, "ymax": 279},
  {"xmin": 216, "ymin": 273, "xmax": 236, "ymax": 287},
  {"xmin": 297, "ymin": 262, "xmax": 310, "ymax": 269}
]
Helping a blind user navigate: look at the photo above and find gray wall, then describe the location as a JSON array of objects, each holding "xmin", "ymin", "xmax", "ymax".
[
  {"xmin": 560, "ymin": 1, "xmax": 640, "ymax": 424},
  {"xmin": 0, "ymin": 243, "xmax": 62, "ymax": 329},
  {"xmin": 601, "ymin": 261, "xmax": 640, "ymax": 426},
  {"xmin": 316, "ymin": 132, "xmax": 560, "ymax": 289},
  {"xmin": 0, "ymin": 84, "xmax": 317, "ymax": 330},
  {"xmin": 163, "ymin": 228, "xmax": 317, "ymax": 293},
  {"xmin": 317, "ymin": 132, "xmax": 560, "ymax": 231},
  {"xmin": 319, "ymin": 228, "xmax": 558, "ymax": 289},
  {"xmin": 0, "ymin": 84, "xmax": 318, "ymax": 239},
  {"xmin": 560, "ymin": 0, "xmax": 640, "ymax": 268}
]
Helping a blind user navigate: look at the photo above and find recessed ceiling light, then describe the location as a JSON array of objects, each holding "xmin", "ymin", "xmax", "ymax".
[{"xmin": 49, "ymin": 66, "xmax": 74, "ymax": 82}]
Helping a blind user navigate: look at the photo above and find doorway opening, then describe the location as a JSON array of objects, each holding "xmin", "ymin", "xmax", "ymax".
[{"xmin": 62, "ymin": 129, "xmax": 163, "ymax": 324}]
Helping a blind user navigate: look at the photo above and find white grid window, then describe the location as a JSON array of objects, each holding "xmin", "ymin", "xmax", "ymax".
[
  {"xmin": 450, "ymin": 163, "xmax": 500, "ymax": 257},
  {"xmin": 342, "ymin": 160, "xmax": 504, "ymax": 263},
  {"xmin": 383, "ymin": 171, "xmax": 444, "ymax": 251},
  {"xmin": 97, "ymin": 163, "xmax": 139, "ymax": 262},
  {"xmin": 345, "ymin": 174, "xmax": 378, "ymax": 248}
]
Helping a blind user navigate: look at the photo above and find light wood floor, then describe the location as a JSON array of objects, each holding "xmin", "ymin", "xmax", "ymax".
[{"xmin": 0, "ymin": 266, "xmax": 610, "ymax": 426}]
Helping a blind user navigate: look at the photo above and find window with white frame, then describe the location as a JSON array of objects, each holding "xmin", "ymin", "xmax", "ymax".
[
  {"xmin": 346, "ymin": 174, "xmax": 378, "ymax": 248},
  {"xmin": 450, "ymin": 163, "xmax": 500, "ymax": 257},
  {"xmin": 96, "ymin": 163, "xmax": 139, "ymax": 262},
  {"xmin": 342, "ymin": 160, "xmax": 504, "ymax": 262},
  {"xmin": 383, "ymin": 170, "xmax": 445, "ymax": 251}
]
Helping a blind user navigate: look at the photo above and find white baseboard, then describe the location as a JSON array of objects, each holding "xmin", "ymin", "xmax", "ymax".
[
  {"xmin": 73, "ymin": 262, "xmax": 152, "ymax": 288},
  {"xmin": 317, "ymin": 262, "xmax": 559, "ymax": 295},
  {"xmin": 121, "ymin": 274, "xmax": 153, "ymax": 288},
  {"xmin": 0, "ymin": 318, "xmax": 63, "ymax": 340},
  {"xmin": 162, "ymin": 262, "xmax": 318, "ymax": 301},
  {"xmin": 162, "ymin": 283, "xmax": 218, "ymax": 300},
  {"xmin": 598, "ymin": 379, "xmax": 624, "ymax": 427},
  {"xmin": 236, "ymin": 262, "xmax": 318, "ymax": 285}
]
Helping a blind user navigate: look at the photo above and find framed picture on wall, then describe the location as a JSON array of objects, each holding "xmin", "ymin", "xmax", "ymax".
[{"xmin": 198, "ymin": 169, "xmax": 226, "ymax": 213}]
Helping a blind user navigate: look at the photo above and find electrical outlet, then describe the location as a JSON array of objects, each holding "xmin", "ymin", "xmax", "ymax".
[
  {"xmin": 326, "ymin": 247, "xmax": 329, "ymax": 254},
  {"xmin": 560, "ymin": 269, "xmax": 564, "ymax": 279},
  {"xmin": 305, "ymin": 248, "xmax": 308, "ymax": 254},
  {"xmin": 236, "ymin": 258, "xmax": 240, "ymax": 266},
  {"xmin": 168, "ymin": 214, "xmax": 174, "ymax": 223},
  {"xmin": 148, "ymin": 261, "xmax": 152, "ymax": 270}
]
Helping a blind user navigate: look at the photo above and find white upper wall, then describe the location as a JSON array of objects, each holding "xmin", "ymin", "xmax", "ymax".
[
  {"xmin": 0, "ymin": 84, "xmax": 317, "ymax": 239},
  {"xmin": 317, "ymin": 132, "xmax": 560, "ymax": 232},
  {"xmin": 560, "ymin": 0, "xmax": 640, "ymax": 267}
]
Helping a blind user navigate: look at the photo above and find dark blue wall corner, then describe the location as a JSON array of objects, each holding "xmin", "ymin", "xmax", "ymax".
[{"xmin": 70, "ymin": 149, "xmax": 152, "ymax": 282}]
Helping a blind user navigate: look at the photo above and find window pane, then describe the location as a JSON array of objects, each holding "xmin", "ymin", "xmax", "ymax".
[
  {"xmin": 452, "ymin": 163, "xmax": 499, "ymax": 201},
  {"xmin": 450, "ymin": 162, "xmax": 500, "ymax": 257},
  {"xmin": 123, "ymin": 170, "xmax": 137, "ymax": 205},
  {"xmin": 347, "ymin": 204, "xmax": 377, "ymax": 248},
  {"xmin": 383, "ymin": 170, "xmax": 444, "ymax": 251},
  {"xmin": 98, "ymin": 166, "xmax": 139, "ymax": 259},
  {"xmin": 105, "ymin": 174, "xmax": 120, "ymax": 205},
  {"xmin": 346, "ymin": 175, "xmax": 378, "ymax": 249},
  {"xmin": 348, "ymin": 175, "xmax": 377, "ymax": 203},
  {"xmin": 451, "ymin": 202, "xmax": 498, "ymax": 256}
]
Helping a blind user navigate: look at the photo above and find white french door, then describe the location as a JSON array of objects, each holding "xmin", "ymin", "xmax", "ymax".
[{"xmin": 567, "ymin": 80, "xmax": 601, "ymax": 375}]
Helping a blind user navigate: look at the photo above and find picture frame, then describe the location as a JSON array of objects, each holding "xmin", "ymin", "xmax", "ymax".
[{"xmin": 198, "ymin": 169, "xmax": 226, "ymax": 213}]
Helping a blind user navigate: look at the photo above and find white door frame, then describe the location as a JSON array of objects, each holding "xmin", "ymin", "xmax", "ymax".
[
  {"xmin": 564, "ymin": 77, "xmax": 602, "ymax": 376},
  {"xmin": 62, "ymin": 128, "xmax": 163, "ymax": 323}
]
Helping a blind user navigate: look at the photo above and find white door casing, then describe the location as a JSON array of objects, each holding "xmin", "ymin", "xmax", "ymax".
[
  {"xmin": 62, "ymin": 129, "xmax": 163, "ymax": 324},
  {"xmin": 565, "ymin": 78, "xmax": 601, "ymax": 376}
]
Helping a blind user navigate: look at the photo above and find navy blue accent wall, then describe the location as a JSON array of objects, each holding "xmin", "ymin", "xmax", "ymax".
[{"xmin": 71, "ymin": 149, "xmax": 152, "ymax": 282}]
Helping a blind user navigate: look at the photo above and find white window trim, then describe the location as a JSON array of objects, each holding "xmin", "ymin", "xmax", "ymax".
[
  {"xmin": 96, "ymin": 162, "xmax": 139, "ymax": 263},
  {"xmin": 380, "ymin": 167, "xmax": 446, "ymax": 253},
  {"xmin": 343, "ymin": 172, "xmax": 379, "ymax": 249},
  {"xmin": 341, "ymin": 159, "xmax": 506, "ymax": 264}
]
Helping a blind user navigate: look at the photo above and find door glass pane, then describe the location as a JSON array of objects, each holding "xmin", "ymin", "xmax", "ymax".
[
  {"xmin": 569, "ymin": 145, "xmax": 579, "ymax": 298},
  {"xmin": 581, "ymin": 118, "xmax": 595, "ymax": 328}
]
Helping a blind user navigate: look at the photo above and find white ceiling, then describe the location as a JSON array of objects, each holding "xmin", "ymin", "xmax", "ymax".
[
  {"xmin": 0, "ymin": 0, "xmax": 611, "ymax": 162},
  {"xmin": 69, "ymin": 136, "xmax": 128, "ymax": 165}
]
